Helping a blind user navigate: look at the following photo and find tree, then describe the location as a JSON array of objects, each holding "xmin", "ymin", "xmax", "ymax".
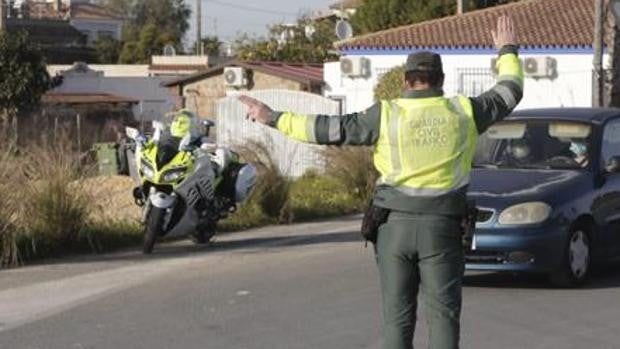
[
  {"xmin": 374, "ymin": 65, "xmax": 405, "ymax": 101},
  {"xmin": 351, "ymin": 0, "xmax": 521, "ymax": 35},
  {"xmin": 0, "ymin": 31, "xmax": 54, "ymax": 140},
  {"xmin": 93, "ymin": 36, "xmax": 122, "ymax": 64},
  {"xmin": 196, "ymin": 36, "xmax": 222, "ymax": 56},
  {"xmin": 109, "ymin": 0, "xmax": 191, "ymax": 64},
  {"xmin": 235, "ymin": 17, "xmax": 338, "ymax": 63}
]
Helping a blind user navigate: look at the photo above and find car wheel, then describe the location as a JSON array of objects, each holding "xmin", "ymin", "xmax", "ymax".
[{"xmin": 550, "ymin": 227, "xmax": 591, "ymax": 287}]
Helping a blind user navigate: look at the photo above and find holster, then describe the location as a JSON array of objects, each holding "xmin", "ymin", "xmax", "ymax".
[
  {"xmin": 461, "ymin": 199, "xmax": 477, "ymax": 249},
  {"xmin": 361, "ymin": 201, "xmax": 390, "ymax": 245}
]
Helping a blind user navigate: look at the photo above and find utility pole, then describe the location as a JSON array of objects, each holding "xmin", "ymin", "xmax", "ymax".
[
  {"xmin": 457, "ymin": 0, "xmax": 464, "ymax": 15},
  {"xmin": 593, "ymin": 0, "xmax": 604, "ymax": 107},
  {"xmin": 196, "ymin": 0, "xmax": 202, "ymax": 55}
]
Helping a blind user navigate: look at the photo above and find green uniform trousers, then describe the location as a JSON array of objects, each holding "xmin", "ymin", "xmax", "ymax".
[{"xmin": 375, "ymin": 211, "xmax": 464, "ymax": 349}]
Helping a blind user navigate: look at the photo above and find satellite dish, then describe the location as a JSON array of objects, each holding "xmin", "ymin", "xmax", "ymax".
[
  {"xmin": 163, "ymin": 44, "xmax": 176, "ymax": 56},
  {"xmin": 335, "ymin": 20, "xmax": 353, "ymax": 40},
  {"xmin": 304, "ymin": 24, "xmax": 316, "ymax": 40}
]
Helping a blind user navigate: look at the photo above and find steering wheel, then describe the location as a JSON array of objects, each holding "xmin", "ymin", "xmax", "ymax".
[{"xmin": 547, "ymin": 155, "xmax": 578, "ymax": 166}]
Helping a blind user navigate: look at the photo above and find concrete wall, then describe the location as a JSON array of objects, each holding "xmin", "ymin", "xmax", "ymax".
[{"xmin": 324, "ymin": 51, "xmax": 603, "ymax": 114}]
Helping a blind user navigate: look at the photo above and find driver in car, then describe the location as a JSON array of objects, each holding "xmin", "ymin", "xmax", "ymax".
[
  {"xmin": 505, "ymin": 137, "xmax": 536, "ymax": 165},
  {"xmin": 569, "ymin": 140, "xmax": 589, "ymax": 167}
]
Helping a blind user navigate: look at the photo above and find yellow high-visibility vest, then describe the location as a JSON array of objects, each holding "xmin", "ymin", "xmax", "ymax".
[{"xmin": 374, "ymin": 95, "xmax": 478, "ymax": 196}]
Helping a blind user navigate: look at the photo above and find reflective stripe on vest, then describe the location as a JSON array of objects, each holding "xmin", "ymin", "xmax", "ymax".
[{"xmin": 373, "ymin": 95, "xmax": 478, "ymax": 196}]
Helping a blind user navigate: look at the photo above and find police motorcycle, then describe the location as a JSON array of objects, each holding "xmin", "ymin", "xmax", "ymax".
[{"xmin": 125, "ymin": 110, "xmax": 257, "ymax": 254}]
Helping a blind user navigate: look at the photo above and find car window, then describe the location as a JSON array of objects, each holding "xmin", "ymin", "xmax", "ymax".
[
  {"xmin": 602, "ymin": 118, "xmax": 620, "ymax": 165},
  {"xmin": 475, "ymin": 120, "xmax": 592, "ymax": 170}
]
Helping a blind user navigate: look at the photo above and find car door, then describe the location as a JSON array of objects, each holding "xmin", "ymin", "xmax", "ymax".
[{"xmin": 594, "ymin": 117, "xmax": 620, "ymax": 259}]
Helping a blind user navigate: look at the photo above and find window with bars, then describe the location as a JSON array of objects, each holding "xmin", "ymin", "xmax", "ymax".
[{"xmin": 456, "ymin": 68, "xmax": 496, "ymax": 97}]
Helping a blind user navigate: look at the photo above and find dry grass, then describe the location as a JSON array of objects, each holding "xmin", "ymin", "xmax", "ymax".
[
  {"xmin": 0, "ymin": 144, "xmax": 26, "ymax": 266},
  {"xmin": 84, "ymin": 175, "xmax": 141, "ymax": 223},
  {"xmin": 17, "ymin": 137, "xmax": 91, "ymax": 258}
]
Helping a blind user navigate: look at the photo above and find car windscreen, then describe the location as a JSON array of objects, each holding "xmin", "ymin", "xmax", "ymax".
[{"xmin": 474, "ymin": 120, "xmax": 592, "ymax": 170}]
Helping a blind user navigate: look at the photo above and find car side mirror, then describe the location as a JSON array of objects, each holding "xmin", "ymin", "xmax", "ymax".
[
  {"xmin": 605, "ymin": 156, "xmax": 620, "ymax": 173},
  {"xmin": 202, "ymin": 119, "xmax": 215, "ymax": 137}
]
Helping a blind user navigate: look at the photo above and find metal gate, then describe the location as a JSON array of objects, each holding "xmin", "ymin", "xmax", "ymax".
[{"xmin": 216, "ymin": 90, "xmax": 341, "ymax": 178}]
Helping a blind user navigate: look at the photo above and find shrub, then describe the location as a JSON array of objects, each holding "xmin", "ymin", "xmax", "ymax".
[
  {"xmin": 323, "ymin": 146, "xmax": 378, "ymax": 205},
  {"xmin": 286, "ymin": 171, "xmax": 361, "ymax": 221},
  {"xmin": 374, "ymin": 64, "xmax": 405, "ymax": 101},
  {"xmin": 235, "ymin": 139, "xmax": 290, "ymax": 221}
]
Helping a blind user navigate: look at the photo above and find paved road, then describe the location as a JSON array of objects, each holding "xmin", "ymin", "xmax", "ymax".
[{"xmin": 1, "ymin": 215, "xmax": 619, "ymax": 349}]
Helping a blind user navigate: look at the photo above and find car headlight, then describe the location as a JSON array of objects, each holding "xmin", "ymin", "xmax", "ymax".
[
  {"xmin": 162, "ymin": 168, "xmax": 187, "ymax": 182},
  {"xmin": 140, "ymin": 160, "xmax": 155, "ymax": 180},
  {"xmin": 498, "ymin": 202, "xmax": 551, "ymax": 225}
]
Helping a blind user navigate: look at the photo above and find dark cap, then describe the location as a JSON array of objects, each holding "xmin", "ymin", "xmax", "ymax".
[{"xmin": 405, "ymin": 51, "xmax": 443, "ymax": 73}]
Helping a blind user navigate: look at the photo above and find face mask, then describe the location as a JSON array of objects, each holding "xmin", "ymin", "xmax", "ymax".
[{"xmin": 570, "ymin": 142, "xmax": 587, "ymax": 156}]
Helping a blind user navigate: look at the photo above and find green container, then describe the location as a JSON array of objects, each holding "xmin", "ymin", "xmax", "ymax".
[{"xmin": 93, "ymin": 142, "xmax": 118, "ymax": 176}]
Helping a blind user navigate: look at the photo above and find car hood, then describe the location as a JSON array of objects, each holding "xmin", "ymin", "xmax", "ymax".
[{"xmin": 468, "ymin": 168, "xmax": 589, "ymax": 204}]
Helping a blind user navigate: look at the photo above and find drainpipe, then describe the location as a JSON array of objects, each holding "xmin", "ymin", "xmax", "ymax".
[{"xmin": 593, "ymin": 0, "xmax": 604, "ymax": 107}]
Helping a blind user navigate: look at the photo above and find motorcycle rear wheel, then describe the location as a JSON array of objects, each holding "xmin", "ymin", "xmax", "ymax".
[{"xmin": 143, "ymin": 207, "xmax": 165, "ymax": 254}]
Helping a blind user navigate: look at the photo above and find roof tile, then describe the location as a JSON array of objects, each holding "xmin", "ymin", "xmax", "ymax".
[{"xmin": 336, "ymin": 0, "xmax": 594, "ymax": 50}]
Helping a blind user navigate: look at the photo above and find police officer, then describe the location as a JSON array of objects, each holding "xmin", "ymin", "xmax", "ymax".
[{"xmin": 240, "ymin": 16, "xmax": 523, "ymax": 349}]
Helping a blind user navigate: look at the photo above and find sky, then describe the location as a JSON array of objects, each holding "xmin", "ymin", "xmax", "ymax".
[{"xmin": 185, "ymin": 0, "xmax": 336, "ymax": 46}]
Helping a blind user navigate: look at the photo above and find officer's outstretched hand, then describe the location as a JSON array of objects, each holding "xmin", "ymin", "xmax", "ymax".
[
  {"xmin": 238, "ymin": 95, "xmax": 274, "ymax": 125},
  {"xmin": 492, "ymin": 15, "xmax": 517, "ymax": 49}
]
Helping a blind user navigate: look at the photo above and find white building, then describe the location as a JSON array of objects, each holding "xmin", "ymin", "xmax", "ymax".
[
  {"xmin": 18, "ymin": 0, "xmax": 122, "ymax": 44},
  {"xmin": 325, "ymin": 0, "xmax": 602, "ymax": 114},
  {"xmin": 67, "ymin": 1, "xmax": 122, "ymax": 44}
]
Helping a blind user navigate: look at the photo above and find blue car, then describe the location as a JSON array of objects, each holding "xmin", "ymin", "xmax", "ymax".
[{"xmin": 466, "ymin": 108, "xmax": 620, "ymax": 287}]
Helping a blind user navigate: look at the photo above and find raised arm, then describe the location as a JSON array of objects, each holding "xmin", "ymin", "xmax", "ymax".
[
  {"xmin": 470, "ymin": 15, "xmax": 524, "ymax": 134},
  {"xmin": 239, "ymin": 95, "xmax": 381, "ymax": 146}
]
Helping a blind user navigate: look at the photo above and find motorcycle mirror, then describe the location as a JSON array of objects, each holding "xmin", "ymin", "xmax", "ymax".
[
  {"xmin": 201, "ymin": 119, "xmax": 215, "ymax": 138},
  {"xmin": 125, "ymin": 127, "xmax": 140, "ymax": 140},
  {"xmin": 152, "ymin": 120, "xmax": 165, "ymax": 131},
  {"xmin": 152, "ymin": 121, "xmax": 165, "ymax": 142},
  {"xmin": 178, "ymin": 134, "xmax": 193, "ymax": 152}
]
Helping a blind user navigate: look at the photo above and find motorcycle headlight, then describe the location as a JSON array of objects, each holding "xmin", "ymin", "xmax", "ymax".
[
  {"xmin": 140, "ymin": 160, "xmax": 155, "ymax": 180},
  {"xmin": 162, "ymin": 168, "xmax": 187, "ymax": 182},
  {"xmin": 498, "ymin": 202, "xmax": 551, "ymax": 225}
]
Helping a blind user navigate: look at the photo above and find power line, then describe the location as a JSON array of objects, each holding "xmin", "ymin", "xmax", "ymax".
[{"xmin": 205, "ymin": 0, "xmax": 298, "ymax": 17}]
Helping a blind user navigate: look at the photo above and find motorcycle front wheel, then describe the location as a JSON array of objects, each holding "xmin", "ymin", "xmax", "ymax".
[{"xmin": 143, "ymin": 206, "xmax": 165, "ymax": 254}]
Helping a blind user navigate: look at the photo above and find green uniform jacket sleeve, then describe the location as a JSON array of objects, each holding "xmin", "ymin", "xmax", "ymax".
[
  {"xmin": 470, "ymin": 45, "xmax": 524, "ymax": 134},
  {"xmin": 267, "ymin": 103, "xmax": 382, "ymax": 146}
]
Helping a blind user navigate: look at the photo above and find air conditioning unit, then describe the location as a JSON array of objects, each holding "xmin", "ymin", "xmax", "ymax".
[
  {"xmin": 523, "ymin": 57, "xmax": 556, "ymax": 78},
  {"xmin": 340, "ymin": 57, "xmax": 370, "ymax": 78},
  {"xmin": 490, "ymin": 57, "xmax": 556, "ymax": 78},
  {"xmin": 223, "ymin": 67, "xmax": 247, "ymax": 87}
]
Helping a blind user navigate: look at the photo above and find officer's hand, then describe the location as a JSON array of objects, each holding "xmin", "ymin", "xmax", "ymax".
[
  {"xmin": 492, "ymin": 15, "xmax": 517, "ymax": 49},
  {"xmin": 238, "ymin": 95, "xmax": 273, "ymax": 125}
]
